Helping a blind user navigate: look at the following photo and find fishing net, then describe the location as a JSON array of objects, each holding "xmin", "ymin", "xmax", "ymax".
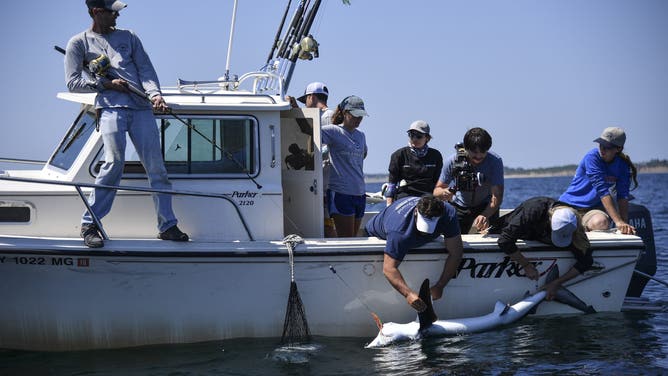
[{"xmin": 280, "ymin": 235, "xmax": 311, "ymax": 345}]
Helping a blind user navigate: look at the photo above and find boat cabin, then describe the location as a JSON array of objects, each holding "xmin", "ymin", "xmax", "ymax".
[{"xmin": 0, "ymin": 75, "xmax": 328, "ymax": 242}]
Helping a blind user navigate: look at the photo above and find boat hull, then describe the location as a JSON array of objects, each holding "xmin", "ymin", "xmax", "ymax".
[{"xmin": 0, "ymin": 233, "xmax": 642, "ymax": 351}]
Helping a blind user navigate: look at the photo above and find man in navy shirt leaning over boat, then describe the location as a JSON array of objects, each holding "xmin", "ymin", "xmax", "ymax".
[
  {"xmin": 365, "ymin": 195, "xmax": 463, "ymax": 312},
  {"xmin": 64, "ymin": 0, "xmax": 188, "ymax": 247}
]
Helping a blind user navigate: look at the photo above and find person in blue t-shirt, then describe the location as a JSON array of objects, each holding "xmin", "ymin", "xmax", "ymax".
[
  {"xmin": 433, "ymin": 127, "xmax": 504, "ymax": 234},
  {"xmin": 365, "ymin": 195, "xmax": 463, "ymax": 312},
  {"xmin": 559, "ymin": 127, "xmax": 638, "ymax": 235},
  {"xmin": 322, "ymin": 95, "xmax": 369, "ymax": 237}
]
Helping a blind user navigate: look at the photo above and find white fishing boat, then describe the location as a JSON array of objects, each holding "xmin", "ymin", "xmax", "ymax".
[{"xmin": 0, "ymin": 1, "xmax": 656, "ymax": 351}]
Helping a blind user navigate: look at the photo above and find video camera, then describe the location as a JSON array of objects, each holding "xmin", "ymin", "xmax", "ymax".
[{"xmin": 451, "ymin": 143, "xmax": 484, "ymax": 192}]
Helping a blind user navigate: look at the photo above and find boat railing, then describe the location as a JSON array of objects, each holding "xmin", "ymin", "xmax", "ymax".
[
  {"xmin": 0, "ymin": 157, "xmax": 47, "ymax": 166},
  {"xmin": 172, "ymin": 71, "xmax": 285, "ymax": 100},
  {"xmin": 0, "ymin": 175, "xmax": 254, "ymax": 241}
]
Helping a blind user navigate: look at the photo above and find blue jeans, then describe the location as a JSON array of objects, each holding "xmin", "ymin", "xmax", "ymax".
[{"xmin": 82, "ymin": 108, "xmax": 178, "ymax": 232}]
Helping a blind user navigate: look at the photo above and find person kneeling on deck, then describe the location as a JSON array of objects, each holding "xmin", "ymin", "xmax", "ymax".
[
  {"xmin": 486, "ymin": 196, "xmax": 593, "ymax": 299},
  {"xmin": 365, "ymin": 195, "xmax": 463, "ymax": 312}
]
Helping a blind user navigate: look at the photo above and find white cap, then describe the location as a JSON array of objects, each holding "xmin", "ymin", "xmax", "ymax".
[
  {"xmin": 297, "ymin": 82, "xmax": 329, "ymax": 103},
  {"xmin": 551, "ymin": 208, "xmax": 577, "ymax": 248},
  {"xmin": 416, "ymin": 211, "xmax": 440, "ymax": 234}
]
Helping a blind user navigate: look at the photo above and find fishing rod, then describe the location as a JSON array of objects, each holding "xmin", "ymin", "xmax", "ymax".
[
  {"xmin": 275, "ymin": 0, "xmax": 307, "ymax": 60},
  {"xmin": 283, "ymin": 0, "xmax": 322, "ymax": 91},
  {"xmin": 328, "ymin": 265, "xmax": 383, "ymax": 330},
  {"xmin": 291, "ymin": 0, "xmax": 321, "ymax": 62},
  {"xmin": 54, "ymin": 45, "xmax": 262, "ymax": 189},
  {"xmin": 266, "ymin": 0, "xmax": 293, "ymax": 64},
  {"xmin": 634, "ymin": 269, "xmax": 668, "ymax": 288}
]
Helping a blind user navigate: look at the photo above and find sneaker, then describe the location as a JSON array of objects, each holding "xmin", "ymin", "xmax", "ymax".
[
  {"xmin": 81, "ymin": 224, "xmax": 104, "ymax": 248},
  {"xmin": 158, "ymin": 225, "xmax": 189, "ymax": 241}
]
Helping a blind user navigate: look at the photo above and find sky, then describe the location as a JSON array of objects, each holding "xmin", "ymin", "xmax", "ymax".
[{"xmin": 1, "ymin": 0, "xmax": 667, "ymax": 174}]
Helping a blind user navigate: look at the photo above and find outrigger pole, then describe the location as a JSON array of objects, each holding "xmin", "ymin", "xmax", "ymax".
[{"xmin": 223, "ymin": 0, "xmax": 239, "ymax": 82}]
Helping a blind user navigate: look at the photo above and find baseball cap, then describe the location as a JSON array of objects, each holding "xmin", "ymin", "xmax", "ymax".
[
  {"xmin": 551, "ymin": 207, "xmax": 577, "ymax": 248},
  {"xmin": 416, "ymin": 211, "xmax": 440, "ymax": 234},
  {"xmin": 408, "ymin": 120, "xmax": 430, "ymax": 134},
  {"xmin": 594, "ymin": 127, "xmax": 626, "ymax": 148},
  {"xmin": 86, "ymin": 0, "xmax": 127, "ymax": 11},
  {"xmin": 297, "ymin": 82, "xmax": 329, "ymax": 103},
  {"xmin": 339, "ymin": 95, "xmax": 369, "ymax": 117}
]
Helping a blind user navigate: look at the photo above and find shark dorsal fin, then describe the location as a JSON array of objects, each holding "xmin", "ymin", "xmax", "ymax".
[{"xmin": 418, "ymin": 278, "xmax": 437, "ymax": 330}]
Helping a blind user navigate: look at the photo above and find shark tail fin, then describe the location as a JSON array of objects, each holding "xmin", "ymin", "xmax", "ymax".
[
  {"xmin": 418, "ymin": 278, "xmax": 438, "ymax": 331},
  {"xmin": 544, "ymin": 264, "xmax": 596, "ymax": 314}
]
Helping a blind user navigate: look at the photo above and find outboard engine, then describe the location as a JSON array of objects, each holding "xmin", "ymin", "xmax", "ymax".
[{"xmin": 625, "ymin": 203, "xmax": 657, "ymax": 297}]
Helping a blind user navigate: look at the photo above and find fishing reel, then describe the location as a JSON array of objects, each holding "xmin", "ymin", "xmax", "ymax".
[
  {"xmin": 290, "ymin": 34, "xmax": 319, "ymax": 60},
  {"xmin": 451, "ymin": 143, "xmax": 484, "ymax": 192},
  {"xmin": 88, "ymin": 54, "xmax": 111, "ymax": 76}
]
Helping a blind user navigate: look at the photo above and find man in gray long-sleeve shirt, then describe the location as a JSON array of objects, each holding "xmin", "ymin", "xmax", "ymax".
[{"xmin": 66, "ymin": 0, "xmax": 188, "ymax": 248}]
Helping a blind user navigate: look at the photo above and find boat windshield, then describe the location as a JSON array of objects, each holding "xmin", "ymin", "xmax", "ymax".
[{"xmin": 49, "ymin": 110, "xmax": 97, "ymax": 171}]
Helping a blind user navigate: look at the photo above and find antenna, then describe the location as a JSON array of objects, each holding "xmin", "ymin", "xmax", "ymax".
[{"xmin": 224, "ymin": 0, "xmax": 239, "ymax": 81}]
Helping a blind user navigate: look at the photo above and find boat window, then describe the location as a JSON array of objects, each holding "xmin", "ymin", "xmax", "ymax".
[
  {"xmin": 160, "ymin": 116, "xmax": 257, "ymax": 175},
  {"xmin": 92, "ymin": 115, "xmax": 258, "ymax": 177},
  {"xmin": 0, "ymin": 206, "xmax": 31, "ymax": 223},
  {"xmin": 49, "ymin": 110, "xmax": 97, "ymax": 171}
]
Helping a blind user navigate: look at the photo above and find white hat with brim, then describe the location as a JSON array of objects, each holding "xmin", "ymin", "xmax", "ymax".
[
  {"xmin": 416, "ymin": 212, "xmax": 439, "ymax": 234},
  {"xmin": 297, "ymin": 82, "xmax": 329, "ymax": 103},
  {"xmin": 87, "ymin": 0, "xmax": 127, "ymax": 11},
  {"xmin": 551, "ymin": 208, "xmax": 577, "ymax": 248}
]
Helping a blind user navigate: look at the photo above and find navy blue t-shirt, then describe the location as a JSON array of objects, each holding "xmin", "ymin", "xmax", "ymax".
[{"xmin": 365, "ymin": 196, "xmax": 461, "ymax": 261}]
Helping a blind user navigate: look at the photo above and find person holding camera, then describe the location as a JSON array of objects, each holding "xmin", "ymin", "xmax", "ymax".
[
  {"xmin": 65, "ymin": 0, "xmax": 188, "ymax": 248},
  {"xmin": 384, "ymin": 120, "xmax": 443, "ymax": 206},
  {"xmin": 433, "ymin": 127, "xmax": 504, "ymax": 233},
  {"xmin": 365, "ymin": 194, "xmax": 463, "ymax": 312}
]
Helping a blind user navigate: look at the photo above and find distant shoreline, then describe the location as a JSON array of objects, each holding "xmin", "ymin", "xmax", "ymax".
[{"xmin": 365, "ymin": 166, "xmax": 668, "ymax": 183}]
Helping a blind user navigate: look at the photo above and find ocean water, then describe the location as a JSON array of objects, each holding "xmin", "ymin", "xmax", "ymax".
[{"xmin": 1, "ymin": 175, "xmax": 667, "ymax": 375}]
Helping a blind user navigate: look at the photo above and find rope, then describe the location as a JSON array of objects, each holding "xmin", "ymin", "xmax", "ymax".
[{"xmin": 283, "ymin": 234, "xmax": 304, "ymax": 283}]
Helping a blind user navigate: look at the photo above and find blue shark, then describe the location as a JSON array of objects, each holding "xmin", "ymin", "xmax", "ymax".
[{"xmin": 366, "ymin": 266, "xmax": 594, "ymax": 348}]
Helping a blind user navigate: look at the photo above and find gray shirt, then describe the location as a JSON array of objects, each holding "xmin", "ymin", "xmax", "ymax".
[
  {"xmin": 65, "ymin": 28, "xmax": 161, "ymax": 110},
  {"xmin": 322, "ymin": 125, "xmax": 367, "ymax": 195}
]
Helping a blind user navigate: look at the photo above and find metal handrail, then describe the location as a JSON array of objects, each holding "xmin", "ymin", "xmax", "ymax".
[
  {"xmin": 0, "ymin": 157, "xmax": 46, "ymax": 165},
  {"xmin": 172, "ymin": 72, "xmax": 285, "ymax": 100},
  {"xmin": 162, "ymin": 91, "xmax": 281, "ymax": 104},
  {"xmin": 0, "ymin": 175, "xmax": 254, "ymax": 241}
]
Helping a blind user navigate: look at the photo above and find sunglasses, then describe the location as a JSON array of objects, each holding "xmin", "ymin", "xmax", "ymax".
[
  {"xmin": 97, "ymin": 8, "xmax": 119, "ymax": 16},
  {"xmin": 407, "ymin": 131, "xmax": 426, "ymax": 139},
  {"xmin": 599, "ymin": 142, "xmax": 619, "ymax": 151}
]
